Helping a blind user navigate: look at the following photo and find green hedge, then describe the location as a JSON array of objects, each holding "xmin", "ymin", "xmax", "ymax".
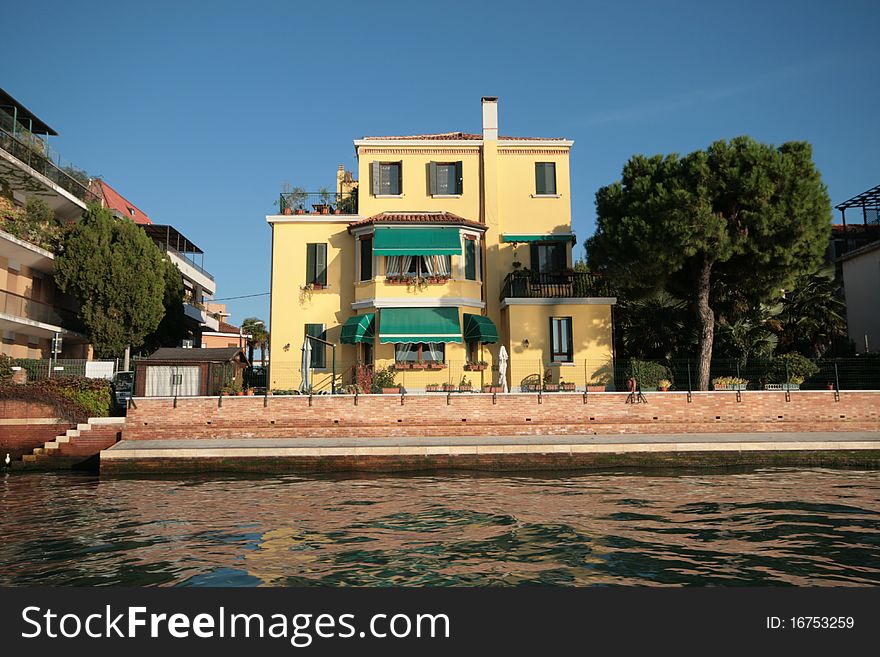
[{"xmin": 0, "ymin": 376, "xmax": 112, "ymax": 422}]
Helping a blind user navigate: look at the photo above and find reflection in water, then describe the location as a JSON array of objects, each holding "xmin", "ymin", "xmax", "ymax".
[{"xmin": 1, "ymin": 468, "xmax": 879, "ymax": 586}]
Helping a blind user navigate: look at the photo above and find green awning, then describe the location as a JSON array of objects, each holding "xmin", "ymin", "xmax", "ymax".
[
  {"xmin": 373, "ymin": 227, "xmax": 462, "ymax": 256},
  {"xmin": 463, "ymin": 313, "xmax": 498, "ymax": 344},
  {"xmin": 501, "ymin": 233, "xmax": 576, "ymax": 244},
  {"xmin": 379, "ymin": 307, "xmax": 462, "ymax": 343},
  {"xmin": 340, "ymin": 313, "xmax": 375, "ymax": 344}
]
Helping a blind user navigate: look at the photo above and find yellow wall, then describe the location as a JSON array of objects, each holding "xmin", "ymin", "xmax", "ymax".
[
  {"xmin": 496, "ymin": 148, "xmax": 572, "ymax": 235},
  {"xmin": 354, "ymin": 277, "xmax": 483, "ymax": 305},
  {"xmin": 269, "ymin": 219, "xmax": 359, "ymax": 389},
  {"xmin": 502, "ymin": 303, "xmax": 614, "ymax": 389},
  {"xmin": 356, "ymin": 148, "xmax": 482, "ymax": 219}
]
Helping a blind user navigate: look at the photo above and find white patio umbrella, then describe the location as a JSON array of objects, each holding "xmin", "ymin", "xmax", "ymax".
[
  {"xmin": 300, "ymin": 338, "xmax": 312, "ymax": 393},
  {"xmin": 498, "ymin": 345, "xmax": 509, "ymax": 393}
]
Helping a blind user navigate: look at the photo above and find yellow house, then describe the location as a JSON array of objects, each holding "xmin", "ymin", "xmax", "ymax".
[{"xmin": 267, "ymin": 97, "xmax": 616, "ymax": 393}]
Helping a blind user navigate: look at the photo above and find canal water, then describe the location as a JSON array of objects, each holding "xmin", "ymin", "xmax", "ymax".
[{"xmin": 1, "ymin": 468, "xmax": 879, "ymax": 586}]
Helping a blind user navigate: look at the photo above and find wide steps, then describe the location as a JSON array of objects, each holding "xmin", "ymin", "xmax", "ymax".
[{"xmin": 16, "ymin": 418, "xmax": 124, "ymax": 470}]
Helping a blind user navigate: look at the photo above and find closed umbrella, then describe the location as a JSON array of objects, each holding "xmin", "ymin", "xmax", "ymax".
[
  {"xmin": 498, "ymin": 345, "xmax": 509, "ymax": 393},
  {"xmin": 300, "ymin": 338, "xmax": 312, "ymax": 393}
]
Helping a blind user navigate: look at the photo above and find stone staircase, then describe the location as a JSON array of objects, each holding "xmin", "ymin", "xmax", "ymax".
[{"xmin": 15, "ymin": 417, "xmax": 127, "ymax": 471}]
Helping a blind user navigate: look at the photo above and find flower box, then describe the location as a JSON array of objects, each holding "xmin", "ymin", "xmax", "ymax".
[
  {"xmin": 527, "ymin": 384, "xmax": 541, "ymax": 392},
  {"xmin": 381, "ymin": 387, "xmax": 402, "ymax": 394},
  {"xmin": 482, "ymin": 385, "xmax": 503, "ymax": 393},
  {"xmin": 393, "ymin": 362, "xmax": 412, "ymax": 370},
  {"xmin": 441, "ymin": 384, "xmax": 457, "ymax": 392},
  {"xmin": 560, "ymin": 383, "xmax": 576, "ymax": 391},
  {"xmin": 765, "ymin": 383, "xmax": 800, "ymax": 391},
  {"xmin": 542, "ymin": 384, "xmax": 559, "ymax": 392},
  {"xmin": 426, "ymin": 363, "xmax": 447, "ymax": 370},
  {"xmin": 458, "ymin": 385, "xmax": 473, "ymax": 393},
  {"xmin": 410, "ymin": 362, "xmax": 427, "ymax": 370},
  {"xmin": 463, "ymin": 363, "xmax": 488, "ymax": 371},
  {"xmin": 425, "ymin": 384, "xmax": 441, "ymax": 392},
  {"xmin": 586, "ymin": 385, "xmax": 606, "ymax": 393},
  {"xmin": 713, "ymin": 384, "xmax": 747, "ymax": 391}
]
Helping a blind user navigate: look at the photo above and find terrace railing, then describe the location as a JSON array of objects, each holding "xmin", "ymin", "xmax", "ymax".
[
  {"xmin": 0, "ymin": 109, "xmax": 99, "ymax": 206},
  {"xmin": 500, "ymin": 270, "xmax": 614, "ymax": 300},
  {"xmin": 278, "ymin": 191, "xmax": 358, "ymax": 215}
]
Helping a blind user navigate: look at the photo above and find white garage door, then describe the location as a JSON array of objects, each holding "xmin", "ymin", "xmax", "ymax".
[{"xmin": 145, "ymin": 365, "xmax": 200, "ymax": 397}]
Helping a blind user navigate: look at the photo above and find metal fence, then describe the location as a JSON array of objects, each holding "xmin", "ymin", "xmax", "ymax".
[
  {"xmin": 261, "ymin": 357, "xmax": 880, "ymax": 394},
  {"xmin": 278, "ymin": 191, "xmax": 357, "ymax": 215},
  {"xmin": 9, "ymin": 358, "xmax": 117, "ymax": 382}
]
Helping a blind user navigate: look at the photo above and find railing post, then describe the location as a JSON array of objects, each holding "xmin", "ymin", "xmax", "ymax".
[
  {"xmin": 834, "ymin": 360, "xmax": 841, "ymax": 402},
  {"xmin": 686, "ymin": 359, "xmax": 692, "ymax": 403}
]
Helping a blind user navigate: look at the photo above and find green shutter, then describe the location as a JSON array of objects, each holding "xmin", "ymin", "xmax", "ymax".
[
  {"xmin": 306, "ymin": 243, "xmax": 316, "ymax": 284},
  {"xmin": 553, "ymin": 241, "xmax": 566, "ymax": 270},
  {"xmin": 306, "ymin": 324, "xmax": 326, "ymax": 368},
  {"xmin": 315, "ymin": 243, "xmax": 327, "ymax": 286},
  {"xmin": 429, "ymin": 161, "xmax": 438, "ymax": 195},
  {"xmin": 395, "ymin": 161, "xmax": 403, "ymax": 195},
  {"xmin": 544, "ymin": 162, "xmax": 556, "ymax": 194},
  {"xmin": 465, "ymin": 239, "xmax": 476, "ymax": 280},
  {"xmin": 455, "ymin": 161, "xmax": 463, "ymax": 194},
  {"xmin": 535, "ymin": 163, "xmax": 546, "ymax": 195},
  {"xmin": 371, "ymin": 161, "xmax": 381, "ymax": 195},
  {"xmin": 530, "ymin": 242, "xmax": 539, "ymax": 270}
]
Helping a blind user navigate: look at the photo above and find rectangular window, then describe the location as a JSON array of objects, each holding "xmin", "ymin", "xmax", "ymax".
[
  {"xmin": 359, "ymin": 237, "xmax": 373, "ymax": 281},
  {"xmin": 464, "ymin": 237, "xmax": 477, "ymax": 280},
  {"xmin": 385, "ymin": 255, "xmax": 451, "ymax": 278},
  {"xmin": 306, "ymin": 243, "xmax": 327, "ymax": 286},
  {"xmin": 305, "ymin": 323, "xmax": 326, "ymax": 368},
  {"xmin": 530, "ymin": 241, "xmax": 566, "ymax": 273},
  {"xmin": 535, "ymin": 162, "xmax": 557, "ymax": 195},
  {"xmin": 550, "ymin": 317, "xmax": 573, "ymax": 363},
  {"xmin": 429, "ymin": 161, "xmax": 463, "ymax": 195},
  {"xmin": 395, "ymin": 342, "xmax": 445, "ymax": 363},
  {"xmin": 372, "ymin": 161, "xmax": 402, "ymax": 196}
]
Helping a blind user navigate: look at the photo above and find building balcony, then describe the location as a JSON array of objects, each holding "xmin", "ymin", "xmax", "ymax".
[
  {"xmin": 278, "ymin": 191, "xmax": 358, "ymax": 216},
  {"xmin": 500, "ymin": 270, "xmax": 614, "ymax": 301},
  {"xmin": 0, "ymin": 288, "xmax": 83, "ymax": 338},
  {"xmin": 0, "ymin": 110, "xmax": 99, "ymax": 218},
  {"xmin": 183, "ymin": 301, "xmax": 220, "ymax": 332},
  {"xmin": 353, "ymin": 277, "xmax": 484, "ymax": 310}
]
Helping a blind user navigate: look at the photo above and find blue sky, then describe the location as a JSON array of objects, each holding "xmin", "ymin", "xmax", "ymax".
[{"xmin": 4, "ymin": 0, "xmax": 879, "ymax": 326}]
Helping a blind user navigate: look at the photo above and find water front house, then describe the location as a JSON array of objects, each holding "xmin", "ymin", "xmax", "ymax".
[{"xmin": 267, "ymin": 97, "xmax": 616, "ymax": 392}]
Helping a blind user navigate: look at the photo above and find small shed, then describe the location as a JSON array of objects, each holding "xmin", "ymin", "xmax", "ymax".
[{"xmin": 134, "ymin": 347, "xmax": 249, "ymax": 397}]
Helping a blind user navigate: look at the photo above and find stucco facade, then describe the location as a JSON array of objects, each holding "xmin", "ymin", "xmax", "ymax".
[
  {"xmin": 267, "ymin": 98, "xmax": 616, "ymax": 392},
  {"xmin": 840, "ymin": 241, "xmax": 880, "ymax": 353}
]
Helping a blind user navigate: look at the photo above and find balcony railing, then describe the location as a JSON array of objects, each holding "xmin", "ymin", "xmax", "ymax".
[
  {"xmin": 0, "ymin": 109, "xmax": 99, "ymax": 206},
  {"xmin": 278, "ymin": 191, "xmax": 358, "ymax": 215},
  {"xmin": 159, "ymin": 242, "xmax": 215, "ymax": 282},
  {"xmin": 500, "ymin": 270, "xmax": 614, "ymax": 300},
  {"xmin": 0, "ymin": 288, "xmax": 79, "ymax": 327}
]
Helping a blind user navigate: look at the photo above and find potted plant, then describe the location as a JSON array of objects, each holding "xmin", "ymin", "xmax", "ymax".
[
  {"xmin": 586, "ymin": 383, "xmax": 606, "ymax": 392},
  {"xmin": 426, "ymin": 362, "xmax": 446, "ymax": 370},
  {"xmin": 442, "ymin": 382, "xmax": 456, "ymax": 392},
  {"xmin": 543, "ymin": 382, "xmax": 559, "ymax": 392},
  {"xmin": 658, "ymin": 379, "xmax": 672, "ymax": 392},
  {"xmin": 464, "ymin": 360, "xmax": 488, "ymax": 371},
  {"xmin": 318, "ymin": 187, "xmax": 332, "ymax": 213},
  {"xmin": 482, "ymin": 384, "xmax": 503, "ymax": 393},
  {"xmin": 283, "ymin": 207, "xmax": 293, "ymax": 215},
  {"xmin": 765, "ymin": 353, "xmax": 818, "ymax": 391},
  {"xmin": 560, "ymin": 381, "xmax": 576, "ymax": 392},
  {"xmin": 712, "ymin": 376, "xmax": 748, "ymax": 391},
  {"xmin": 290, "ymin": 186, "xmax": 308, "ymax": 214},
  {"xmin": 458, "ymin": 376, "xmax": 473, "ymax": 393},
  {"xmin": 425, "ymin": 383, "xmax": 441, "ymax": 392},
  {"xmin": 626, "ymin": 359, "xmax": 671, "ymax": 392},
  {"xmin": 411, "ymin": 360, "xmax": 427, "ymax": 370},
  {"xmin": 371, "ymin": 367, "xmax": 400, "ymax": 394}
]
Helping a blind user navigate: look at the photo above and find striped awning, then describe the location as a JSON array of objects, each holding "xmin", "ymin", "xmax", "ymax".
[
  {"xmin": 462, "ymin": 313, "xmax": 498, "ymax": 343},
  {"xmin": 379, "ymin": 307, "xmax": 462, "ymax": 343},
  {"xmin": 340, "ymin": 313, "xmax": 375, "ymax": 344},
  {"xmin": 373, "ymin": 227, "xmax": 462, "ymax": 256}
]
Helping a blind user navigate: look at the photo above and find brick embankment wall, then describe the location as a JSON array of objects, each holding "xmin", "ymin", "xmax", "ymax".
[
  {"xmin": 0, "ymin": 400, "xmax": 75, "ymax": 459},
  {"xmin": 121, "ymin": 392, "xmax": 880, "ymax": 441}
]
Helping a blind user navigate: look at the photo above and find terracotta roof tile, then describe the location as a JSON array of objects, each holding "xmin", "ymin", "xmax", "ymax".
[
  {"xmin": 218, "ymin": 321, "xmax": 240, "ymax": 334},
  {"xmin": 97, "ymin": 180, "xmax": 153, "ymax": 225},
  {"xmin": 348, "ymin": 211, "xmax": 485, "ymax": 231},
  {"xmin": 362, "ymin": 132, "xmax": 565, "ymax": 142}
]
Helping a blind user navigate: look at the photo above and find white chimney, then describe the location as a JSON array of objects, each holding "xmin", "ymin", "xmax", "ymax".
[{"xmin": 482, "ymin": 96, "xmax": 498, "ymax": 141}]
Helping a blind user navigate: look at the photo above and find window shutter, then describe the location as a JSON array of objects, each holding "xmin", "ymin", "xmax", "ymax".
[
  {"xmin": 455, "ymin": 161, "xmax": 463, "ymax": 194},
  {"xmin": 396, "ymin": 161, "xmax": 403, "ymax": 195},
  {"xmin": 553, "ymin": 242, "xmax": 566, "ymax": 270},
  {"xmin": 535, "ymin": 163, "xmax": 546, "ymax": 195},
  {"xmin": 316, "ymin": 243, "xmax": 327, "ymax": 286},
  {"xmin": 429, "ymin": 161, "xmax": 438, "ymax": 195},
  {"xmin": 545, "ymin": 163, "xmax": 556, "ymax": 194},
  {"xmin": 306, "ymin": 244, "xmax": 316, "ymax": 284},
  {"xmin": 371, "ymin": 161, "xmax": 381, "ymax": 196},
  {"xmin": 530, "ymin": 242, "xmax": 539, "ymax": 270}
]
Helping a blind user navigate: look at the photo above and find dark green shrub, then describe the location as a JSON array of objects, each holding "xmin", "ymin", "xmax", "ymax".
[
  {"xmin": 769, "ymin": 353, "xmax": 819, "ymax": 384},
  {"xmin": 627, "ymin": 359, "xmax": 672, "ymax": 388},
  {"xmin": 0, "ymin": 353, "xmax": 14, "ymax": 381},
  {"xmin": 0, "ymin": 376, "xmax": 111, "ymax": 421}
]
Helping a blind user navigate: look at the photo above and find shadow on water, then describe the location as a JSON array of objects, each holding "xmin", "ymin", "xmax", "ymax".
[{"xmin": 1, "ymin": 466, "xmax": 879, "ymax": 587}]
